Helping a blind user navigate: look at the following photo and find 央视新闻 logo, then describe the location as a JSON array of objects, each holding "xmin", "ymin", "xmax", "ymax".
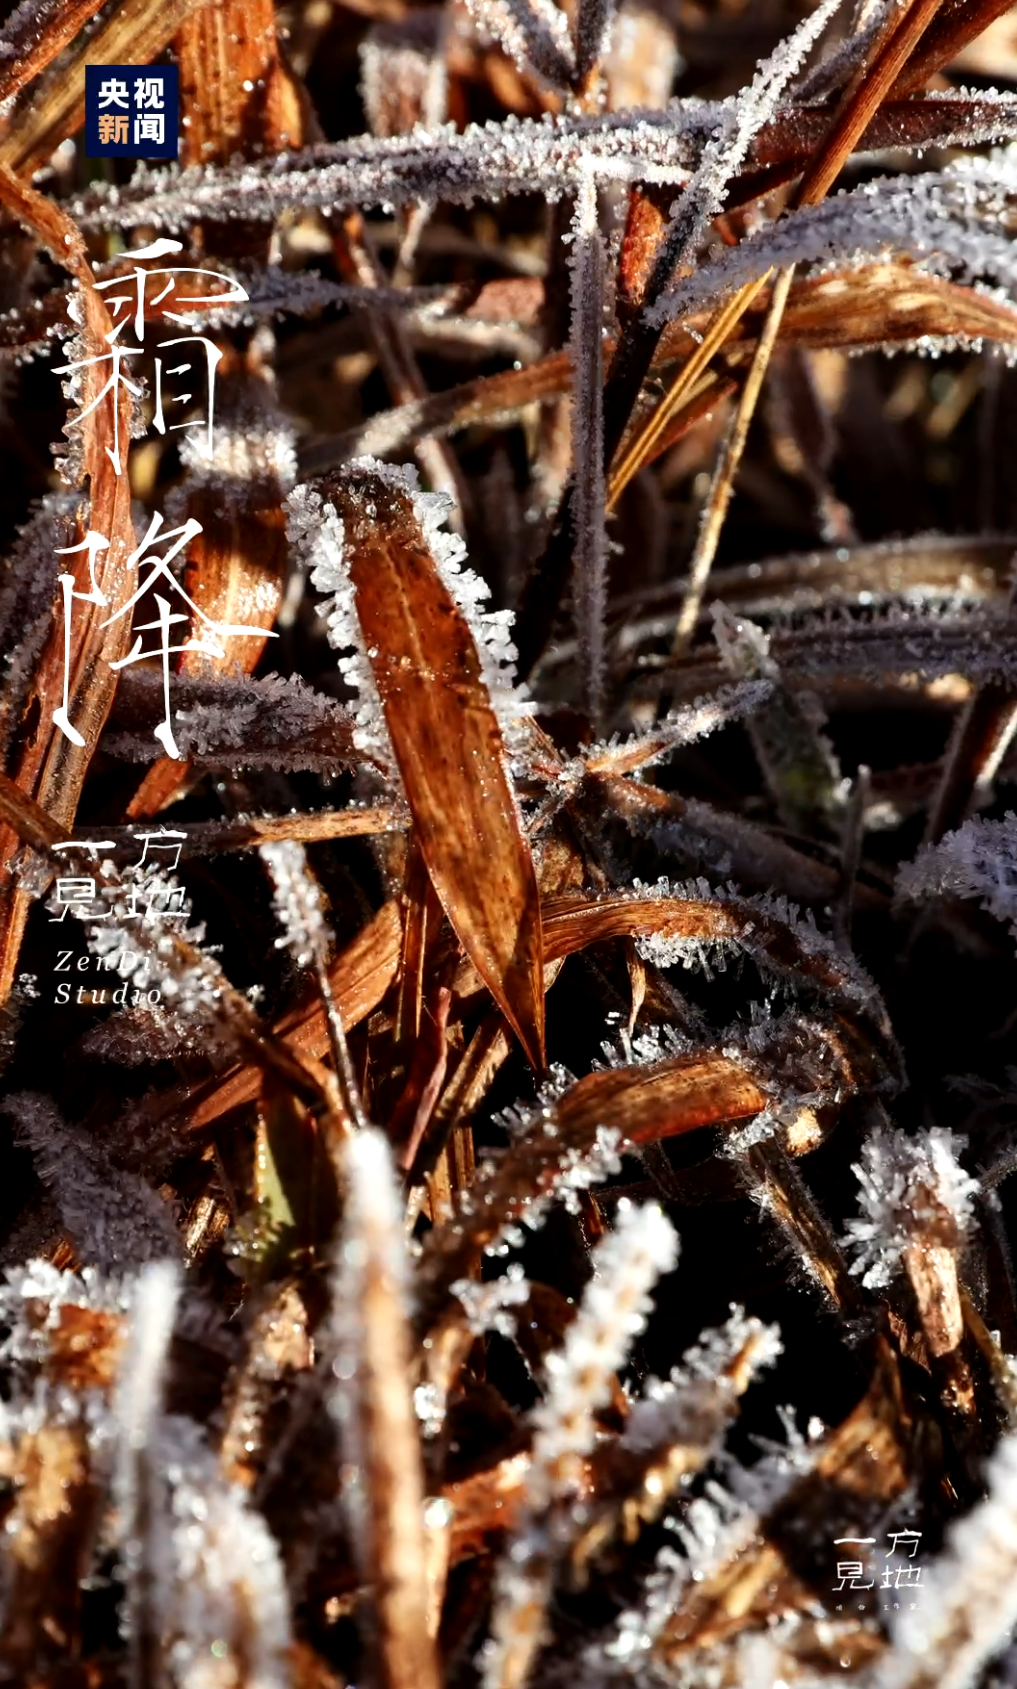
[{"xmin": 85, "ymin": 65, "xmax": 178, "ymax": 159}]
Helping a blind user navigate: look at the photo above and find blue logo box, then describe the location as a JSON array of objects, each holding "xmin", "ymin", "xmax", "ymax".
[{"xmin": 85, "ymin": 65, "xmax": 178, "ymax": 159}]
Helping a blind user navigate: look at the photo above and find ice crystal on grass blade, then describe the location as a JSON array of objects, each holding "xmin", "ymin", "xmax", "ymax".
[
  {"xmin": 452, "ymin": 1261, "xmax": 530, "ymax": 1337},
  {"xmin": 530, "ymin": 1203, "xmax": 677, "ymax": 1486},
  {"xmin": 482, "ymin": 1201, "xmax": 678, "ymax": 1689},
  {"xmin": 648, "ymin": 159, "xmax": 1017, "ymax": 333},
  {"xmin": 293, "ymin": 458, "xmax": 530, "ymax": 760},
  {"xmin": 568, "ymin": 160, "xmax": 609, "ymax": 725},
  {"xmin": 876, "ymin": 1431, "xmax": 1017, "ymax": 1689},
  {"xmin": 111, "ymin": 1266, "xmax": 292, "ymax": 1689},
  {"xmin": 330, "ymin": 1128, "xmax": 440, "ymax": 1689},
  {"xmin": 649, "ymin": 0, "xmax": 846, "ymax": 303},
  {"xmin": 3, "ymin": 1092, "xmax": 179, "ymax": 1270},
  {"xmin": 261, "ymin": 839, "xmax": 330, "ymax": 971},
  {"xmin": 140, "ymin": 1416, "xmax": 293, "ymax": 1689},
  {"xmin": 844, "ymin": 1126, "xmax": 978, "ymax": 1290},
  {"xmin": 898, "ymin": 813, "xmax": 1017, "ymax": 937},
  {"xmin": 462, "ymin": 0, "xmax": 575, "ymax": 90},
  {"xmin": 105, "ymin": 671, "xmax": 356, "ymax": 774}
]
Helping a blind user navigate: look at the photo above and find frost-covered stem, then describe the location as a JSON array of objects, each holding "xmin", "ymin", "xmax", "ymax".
[
  {"xmin": 261, "ymin": 838, "xmax": 368, "ymax": 1131},
  {"xmin": 874, "ymin": 1431, "xmax": 1017, "ymax": 1689},
  {"xmin": 331, "ymin": 1129, "xmax": 441, "ymax": 1689},
  {"xmin": 603, "ymin": 0, "xmax": 844, "ymax": 491},
  {"xmin": 711, "ymin": 603, "xmax": 844, "ymax": 835},
  {"xmin": 333, "ymin": 212, "xmax": 467, "ymax": 531},
  {"xmin": 673, "ymin": 265, "xmax": 795, "ymax": 654},
  {"xmin": 482, "ymin": 1201, "xmax": 678, "ymax": 1689},
  {"xmin": 569, "ymin": 163, "xmax": 608, "ymax": 727},
  {"xmin": 261, "ymin": 838, "xmax": 366, "ymax": 1132},
  {"xmin": 572, "ymin": 0, "xmax": 614, "ymax": 84},
  {"xmin": 112, "ymin": 1260, "xmax": 181, "ymax": 1689},
  {"xmin": 318, "ymin": 964, "xmax": 370, "ymax": 1131},
  {"xmin": 904, "ymin": 1236, "xmax": 978, "ymax": 1462},
  {"xmin": 845, "ymin": 1122, "xmax": 981, "ymax": 1462},
  {"xmin": 744, "ymin": 1134, "xmax": 865, "ymax": 1319}
]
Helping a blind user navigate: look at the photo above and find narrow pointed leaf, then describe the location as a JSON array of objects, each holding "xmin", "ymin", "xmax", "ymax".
[{"xmin": 327, "ymin": 467, "xmax": 546, "ymax": 1071}]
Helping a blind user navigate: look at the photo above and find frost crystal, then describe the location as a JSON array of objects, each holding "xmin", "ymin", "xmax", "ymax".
[
  {"xmin": 261, "ymin": 839, "xmax": 330, "ymax": 969},
  {"xmin": 483, "ymin": 1202, "xmax": 678, "ymax": 1689},
  {"xmin": 897, "ymin": 812, "xmax": 1017, "ymax": 938},
  {"xmin": 844, "ymin": 1126, "xmax": 978, "ymax": 1289},
  {"xmin": 620, "ymin": 1306, "xmax": 781, "ymax": 1456},
  {"xmin": 568, "ymin": 159, "xmax": 609, "ymax": 724},
  {"xmin": 288, "ymin": 478, "xmax": 393, "ymax": 765},
  {"xmin": 452, "ymin": 1262, "xmax": 530, "ymax": 1337},
  {"xmin": 4, "ymin": 1092, "xmax": 180, "ymax": 1270},
  {"xmin": 877, "ymin": 1431, "xmax": 1017, "ymax": 1689},
  {"xmin": 530, "ymin": 1199, "xmax": 678, "ymax": 1494},
  {"xmin": 461, "ymin": 0, "xmax": 575, "ymax": 89},
  {"xmin": 294, "ymin": 458, "xmax": 531, "ymax": 760}
]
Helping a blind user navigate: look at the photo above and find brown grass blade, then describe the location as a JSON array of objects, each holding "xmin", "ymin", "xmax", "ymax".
[
  {"xmin": 554, "ymin": 1055, "xmax": 768, "ymax": 1143},
  {"xmin": 540, "ymin": 892, "xmax": 878, "ymax": 1019},
  {"xmin": 328, "ymin": 467, "xmax": 546, "ymax": 1072},
  {"xmin": 748, "ymin": 94, "xmax": 1017, "ymax": 175},
  {"xmin": 299, "ymin": 352, "xmax": 570, "ymax": 477},
  {"xmin": 654, "ymin": 1341, "xmax": 913, "ymax": 1666},
  {"xmin": 179, "ymin": 899, "xmax": 403, "ymax": 1134},
  {"xmin": 0, "ymin": 167, "xmax": 135, "ymax": 1003},
  {"xmin": 0, "ymin": 0, "xmax": 212, "ymax": 177},
  {"xmin": 891, "ymin": 0, "xmax": 1017, "ymax": 94},
  {"xmin": 333, "ymin": 1130, "xmax": 442, "ymax": 1689},
  {"xmin": 72, "ymin": 805, "xmax": 403, "ymax": 860},
  {"xmin": 736, "ymin": 262, "xmax": 1017, "ymax": 356},
  {"xmin": 795, "ymin": 0, "xmax": 948, "ymax": 212},
  {"xmin": 607, "ymin": 275, "xmax": 772, "ymax": 510},
  {"xmin": 417, "ymin": 1043, "xmax": 833, "ymax": 1333},
  {"xmin": 175, "ymin": 0, "xmax": 303, "ymax": 163},
  {"xmin": 0, "ymin": 0, "xmax": 105, "ymax": 112}
]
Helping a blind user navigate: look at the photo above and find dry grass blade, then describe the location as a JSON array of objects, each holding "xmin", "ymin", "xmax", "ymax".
[
  {"xmin": 332, "ymin": 1129, "xmax": 442, "ymax": 1689},
  {"xmin": 323, "ymin": 466, "xmax": 545, "ymax": 1072},
  {"xmin": 539, "ymin": 889, "xmax": 890, "ymax": 1042},
  {"xmin": 555, "ymin": 1055, "xmax": 768, "ymax": 1143},
  {"xmin": 0, "ymin": 0, "xmax": 212, "ymax": 176},
  {"xmin": 175, "ymin": 0, "xmax": 303, "ymax": 162},
  {"xmin": 169, "ymin": 898, "xmax": 403, "ymax": 1134},
  {"xmin": 0, "ymin": 167, "xmax": 135, "ymax": 1004},
  {"xmin": 0, "ymin": 0, "xmax": 105, "ymax": 112},
  {"xmin": 674, "ymin": 266, "xmax": 797, "ymax": 649},
  {"xmin": 607, "ymin": 276, "xmax": 772, "ymax": 511},
  {"xmin": 654, "ymin": 1341, "xmax": 914, "ymax": 1667}
]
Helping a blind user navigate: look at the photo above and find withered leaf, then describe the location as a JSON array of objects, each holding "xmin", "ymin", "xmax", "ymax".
[
  {"xmin": 326, "ymin": 466, "xmax": 546, "ymax": 1072},
  {"xmin": 0, "ymin": 0, "xmax": 213, "ymax": 176},
  {"xmin": 180, "ymin": 899, "xmax": 403, "ymax": 1134},
  {"xmin": 0, "ymin": 167, "xmax": 136, "ymax": 1004},
  {"xmin": 556, "ymin": 1055, "xmax": 767, "ymax": 1143}
]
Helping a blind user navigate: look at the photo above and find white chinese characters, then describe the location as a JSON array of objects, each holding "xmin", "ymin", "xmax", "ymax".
[
  {"xmin": 832, "ymin": 1530, "xmax": 924, "ymax": 1611},
  {"xmin": 55, "ymin": 238, "xmax": 248, "ymax": 473},
  {"xmin": 52, "ymin": 511, "xmax": 276, "ymax": 757},
  {"xmin": 50, "ymin": 830, "xmax": 188, "ymax": 927}
]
